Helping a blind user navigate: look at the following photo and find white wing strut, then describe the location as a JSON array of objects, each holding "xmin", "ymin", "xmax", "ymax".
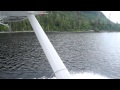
[
  {"xmin": 27, "ymin": 14, "xmax": 71, "ymax": 79},
  {"xmin": 0, "ymin": 11, "xmax": 71, "ymax": 79}
]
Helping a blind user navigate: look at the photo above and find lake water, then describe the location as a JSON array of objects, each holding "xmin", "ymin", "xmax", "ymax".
[{"xmin": 0, "ymin": 32, "xmax": 120, "ymax": 79}]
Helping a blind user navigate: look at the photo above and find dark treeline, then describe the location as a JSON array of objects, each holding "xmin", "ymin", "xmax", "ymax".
[{"xmin": 0, "ymin": 11, "xmax": 120, "ymax": 32}]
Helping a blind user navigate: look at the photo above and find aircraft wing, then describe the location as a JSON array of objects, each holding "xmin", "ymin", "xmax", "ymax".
[{"xmin": 0, "ymin": 11, "xmax": 47, "ymax": 22}]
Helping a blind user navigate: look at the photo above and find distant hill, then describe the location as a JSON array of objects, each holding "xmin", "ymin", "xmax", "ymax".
[
  {"xmin": 0, "ymin": 11, "xmax": 120, "ymax": 32},
  {"xmin": 36, "ymin": 11, "xmax": 120, "ymax": 32}
]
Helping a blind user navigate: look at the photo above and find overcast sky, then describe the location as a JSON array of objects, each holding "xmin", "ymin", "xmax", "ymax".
[{"xmin": 101, "ymin": 11, "xmax": 120, "ymax": 23}]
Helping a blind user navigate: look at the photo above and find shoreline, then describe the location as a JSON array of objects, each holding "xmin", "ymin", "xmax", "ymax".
[
  {"xmin": 0, "ymin": 30, "xmax": 120, "ymax": 33},
  {"xmin": 0, "ymin": 31, "xmax": 34, "ymax": 33}
]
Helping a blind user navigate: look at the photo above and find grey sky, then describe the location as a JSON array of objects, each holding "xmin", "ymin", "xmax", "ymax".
[{"xmin": 101, "ymin": 11, "xmax": 120, "ymax": 23}]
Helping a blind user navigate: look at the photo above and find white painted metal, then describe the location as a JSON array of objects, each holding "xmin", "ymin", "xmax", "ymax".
[
  {"xmin": 0, "ymin": 11, "xmax": 47, "ymax": 22},
  {"xmin": 0, "ymin": 11, "xmax": 46, "ymax": 17},
  {"xmin": 27, "ymin": 14, "xmax": 71, "ymax": 79}
]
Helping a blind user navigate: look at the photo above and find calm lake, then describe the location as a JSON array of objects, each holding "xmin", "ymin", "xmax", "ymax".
[{"xmin": 0, "ymin": 32, "xmax": 120, "ymax": 79}]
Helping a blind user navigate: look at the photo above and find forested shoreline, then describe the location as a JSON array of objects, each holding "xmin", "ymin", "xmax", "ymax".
[{"xmin": 0, "ymin": 11, "xmax": 120, "ymax": 32}]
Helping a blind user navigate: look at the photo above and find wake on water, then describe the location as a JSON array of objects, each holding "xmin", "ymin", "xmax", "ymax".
[
  {"xmin": 31, "ymin": 72, "xmax": 109, "ymax": 79},
  {"xmin": 70, "ymin": 72, "xmax": 109, "ymax": 79}
]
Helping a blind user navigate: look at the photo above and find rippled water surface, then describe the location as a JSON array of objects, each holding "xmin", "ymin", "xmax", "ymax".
[{"xmin": 0, "ymin": 32, "xmax": 120, "ymax": 79}]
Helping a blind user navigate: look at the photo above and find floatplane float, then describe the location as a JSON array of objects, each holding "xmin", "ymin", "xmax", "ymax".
[{"xmin": 0, "ymin": 11, "xmax": 71, "ymax": 79}]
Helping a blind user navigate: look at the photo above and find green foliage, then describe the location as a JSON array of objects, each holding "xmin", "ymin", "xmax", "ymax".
[
  {"xmin": 0, "ymin": 25, "xmax": 9, "ymax": 31},
  {"xmin": 1, "ymin": 11, "xmax": 120, "ymax": 32}
]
